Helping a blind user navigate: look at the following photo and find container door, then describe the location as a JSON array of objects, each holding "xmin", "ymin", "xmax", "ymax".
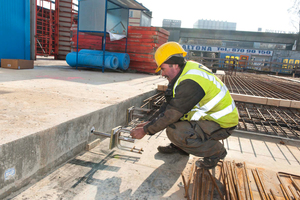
[
  {"xmin": 282, "ymin": 59, "xmax": 288, "ymax": 69},
  {"xmin": 230, "ymin": 56, "xmax": 235, "ymax": 65},
  {"xmin": 225, "ymin": 55, "xmax": 230, "ymax": 64},
  {"xmin": 239, "ymin": 55, "xmax": 249, "ymax": 68}
]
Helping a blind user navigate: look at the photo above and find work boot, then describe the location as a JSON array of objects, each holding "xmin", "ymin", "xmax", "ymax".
[
  {"xmin": 195, "ymin": 149, "xmax": 227, "ymax": 169},
  {"xmin": 157, "ymin": 143, "xmax": 189, "ymax": 156}
]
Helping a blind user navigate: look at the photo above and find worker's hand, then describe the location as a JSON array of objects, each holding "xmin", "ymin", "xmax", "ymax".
[
  {"xmin": 136, "ymin": 121, "xmax": 150, "ymax": 128},
  {"xmin": 130, "ymin": 127, "xmax": 147, "ymax": 139}
]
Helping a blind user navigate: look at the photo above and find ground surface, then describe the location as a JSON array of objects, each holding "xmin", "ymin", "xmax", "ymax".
[
  {"xmin": 0, "ymin": 59, "xmax": 167, "ymax": 145},
  {"xmin": 2, "ymin": 60, "xmax": 300, "ymax": 199},
  {"xmin": 10, "ymin": 130, "xmax": 300, "ymax": 200}
]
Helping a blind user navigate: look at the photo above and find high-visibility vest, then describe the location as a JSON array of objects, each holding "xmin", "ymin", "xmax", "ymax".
[{"xmin": 173, "ymin": 61, "xmax": 239, "ymax": 128}]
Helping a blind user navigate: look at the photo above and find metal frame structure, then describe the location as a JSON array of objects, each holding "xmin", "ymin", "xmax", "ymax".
[
  {"xmin": 36, "ymin": 0, "xmax": 56, "ymax": 57},
  {"xmin": 35, "ymin": 0, "xmax": 74, "ymax": 59},
  {"xmin": 91, "ymin": 126, "xmax": 143, "ymax": 153},
  {"xmin": 76, "ymin": 0, "xmax": 148, "ymax": 72}
]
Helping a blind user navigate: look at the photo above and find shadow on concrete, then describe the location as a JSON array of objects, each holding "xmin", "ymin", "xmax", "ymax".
[
  {"xmin": 128, "ymin": 152, "xmax": 189, "ymax": 199},
  {"xmin": 71, "ymin": 151, "xmax": 189, "ymax": 199},
  {"xmin": 69, "ymin": 150, "xmax": 141, "ymax": 189},
  {"xmin": 68, "ymin": 146, "xmax": 189, "ymax": 199},
  {"xmin": 0, "ymin": 90, "xmax": 11, "ymax": 95}
]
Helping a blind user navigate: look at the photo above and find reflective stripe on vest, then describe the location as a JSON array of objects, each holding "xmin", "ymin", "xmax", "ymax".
[
  {"xmin": 174, "ymin": 69, "xmax": 236, "ymax": 120},
  {"xmin": 210, "ymin": 100, "xmax": 236, "ymax": 119}
]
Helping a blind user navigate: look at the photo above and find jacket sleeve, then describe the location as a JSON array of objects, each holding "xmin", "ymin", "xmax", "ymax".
[
  {"xmin": 144, "ymin": 79, "xmax": 205, "ymax": 135},
  {"xmin": 147, "ymin": 101, "xmax": 167, "ymax": 121}
]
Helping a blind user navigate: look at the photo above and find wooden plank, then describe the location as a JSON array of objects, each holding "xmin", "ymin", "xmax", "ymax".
[
  {"xmin": 86, "ymin": 139, "xmax": 101, "ymax": 151},
  {"xmin": 231, "ymin": 93, "xmax": 300, "ymax": 108},
  {"xmin": 157, "ymin": 85, "xmax": 168, "ymax": 91},
  {"xmin": 231, "ymin": 93, "xmax": 268, "ymax": 104},
  {"xmin": 290, "ymin": 101, "xmax": 300, "ymax": 108},
  {"xmin": 266, "ymin": 98, "xmax": 281, "ymax": 107}
]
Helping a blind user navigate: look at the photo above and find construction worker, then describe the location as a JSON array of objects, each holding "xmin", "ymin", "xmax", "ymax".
[
  {"xmin": 233, "ymin": 57, "xmax": 238, "ymax": 76},
  {"xmin": 130, "ymin": 42, "xmax": 239, "ymax": 169}
]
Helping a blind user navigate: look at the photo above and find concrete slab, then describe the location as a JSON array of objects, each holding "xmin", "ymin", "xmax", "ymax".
[
  {"xmin": 2, "ymin": 59, "xmax": 300, "ymax": 199},
  {"xmin": 9, "ymin": 130, "xmax": 300, "ymax": 200},
  {"xmin": 10, "ymin": 131, "xmax": 191, "ymax": 200},
  {"xmin": 0, "ymin": 59, "xmax": 167, "ymax": 145},
  {"xmin": 0, "ymin": 59, "xmax": 168, "ymax": 198},
  {"xmin": 225, "ymin": 132, "xmax": 300, "ymax": 173}
]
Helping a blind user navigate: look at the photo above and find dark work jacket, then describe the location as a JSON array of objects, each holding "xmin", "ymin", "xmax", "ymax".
[{"xmin": 144, "ymin": 65, "xmax": 206, "ymax": 135}]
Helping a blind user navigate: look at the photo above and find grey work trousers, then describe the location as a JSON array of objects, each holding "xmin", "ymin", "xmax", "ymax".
[{"xmin": 166, "ymin": 120, "xmax": 234, "ymax": 158}]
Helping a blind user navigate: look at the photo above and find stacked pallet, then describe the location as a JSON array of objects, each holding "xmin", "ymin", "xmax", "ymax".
[{"xmin": 70, "ymin": 26, "xmax": 169, "ymax": 73}]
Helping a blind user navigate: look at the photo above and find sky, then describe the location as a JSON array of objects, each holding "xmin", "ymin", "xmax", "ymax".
[{"xmin": 136, "ymin": 0, "xmax": 298, "ymax": 33}]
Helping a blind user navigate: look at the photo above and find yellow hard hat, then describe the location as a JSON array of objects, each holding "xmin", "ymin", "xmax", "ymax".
[{"xmin": 155, "ymin": 42, "xmax": 187, "ymax": 73}]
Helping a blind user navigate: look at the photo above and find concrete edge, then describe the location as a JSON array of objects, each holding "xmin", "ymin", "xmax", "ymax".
[
  {"xmin": 233, "ymin": 129, "xmax": 300, "ymax": 145},
  {"xmin": 0, "ymin": 89, "xmax": 157, "ymax": 199}
]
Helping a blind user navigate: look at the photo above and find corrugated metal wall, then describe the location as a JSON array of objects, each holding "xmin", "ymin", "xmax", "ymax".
[{"xmin": 0, "ymin": 0, "xmax": 31, "ymax": 60}]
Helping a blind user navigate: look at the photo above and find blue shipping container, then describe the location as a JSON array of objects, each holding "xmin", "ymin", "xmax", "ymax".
[{"xmin": 0, "ymin": 0, "xmax": 31, "ymax": 61}]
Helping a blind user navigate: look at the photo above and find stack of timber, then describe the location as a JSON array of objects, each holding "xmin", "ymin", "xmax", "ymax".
[{"xmin": 70, "ymin": 25, "xmax": 169, "ymax": 73}]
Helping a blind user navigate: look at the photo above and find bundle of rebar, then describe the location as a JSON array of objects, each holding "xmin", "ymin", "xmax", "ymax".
[
  {"xmin": 181, "ymin": 161, "xmax": 300, "ymax": 200},
  {"xmin": 141, "ymin": 91, "xmax": 165, "ymax": 109},
  {"xmin": 181, "ymin": 162, "xmax": 224, "ymax": 200}
]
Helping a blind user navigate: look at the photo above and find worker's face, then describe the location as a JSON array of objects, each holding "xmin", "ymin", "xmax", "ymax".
[{"xmin": 160, "ymin": 63, "xmax": 181, "ymax": 82}]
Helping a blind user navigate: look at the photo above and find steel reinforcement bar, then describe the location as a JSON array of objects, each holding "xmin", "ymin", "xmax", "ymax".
[{"xmin": 221, "ymin": 74, "xmax": 300, "ymax": 101}]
